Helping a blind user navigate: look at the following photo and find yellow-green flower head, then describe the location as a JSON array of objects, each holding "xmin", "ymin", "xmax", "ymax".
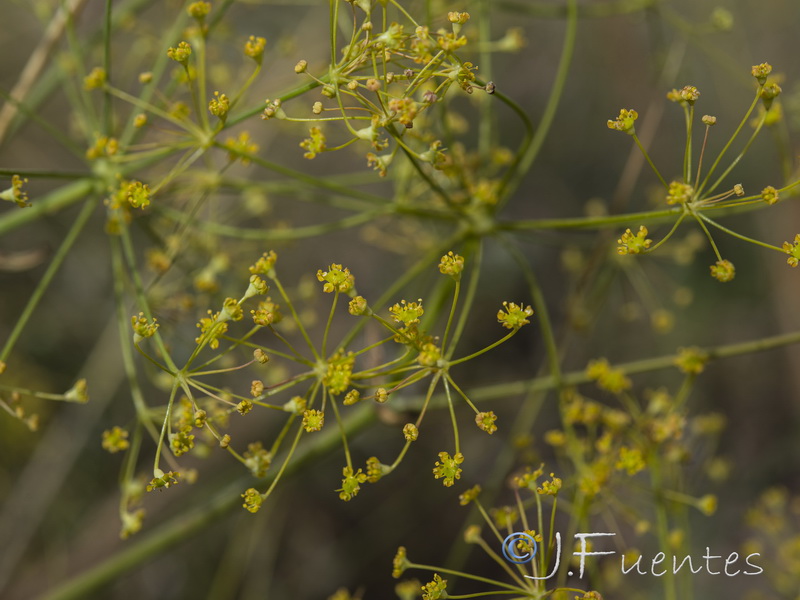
[
  {"xmin": 316, "ymin": 263, "xmax": 355, "ymax": 293},
  {"xmin": 120, "ymin": 508, "xmax": 145, "ymax": 539},
  {"xmin": 300, "ymin": 126, "xmax": 326, "ymax": 159},
  {"xmin": 302, "ymin": 409, "xmax": 324, "ymax": 432},
  {"xmin": 146, "ymin": 469, "xmax": 179, "ymax": 492},
  {"xmin": 537, "ymin": 472, "xmax": 563, "ymax": 496},
  {"xmin": 497, "ymin": 301, "xmax": 534, "ymax": 330},
  {"xmin": 348, "ymin": 295, "xmax": 370, "ymax": 316},
  {"xmin": 432, "ymin": 451, "xmax": 464, "ymax": 487},
  {"xmin": 463, "ymin": 525, "xmax": 482, "ymax": 544},
  {"xmin": 403, "ymin": 423, "xmax": 418, "ymax": 441},
  {"xmin": 245, "ymin": 274, "xmax": 269, "ymax": 298},
  {"xmin": 760, "ymin": 186, "xmax": 779, "ymax": 205},
  {"xmin": 421, "ymin": 574, "xmax": 448, "ymax": 600},
  {"xmin": 392, "ymin": 547, "xmax": 410, "ymax": 579},
  {"xmin": 710, "ymin": 7, "xmax": 734, "ymax": 31},
  {"xmin": 607, "ymin": 108, "xmax": 638, "ymax": 134},
  {"xmin": 459, "ymin": 484, "xmax": 482, "ymax": 506},
  {"xmin": 261, "ymin": 98, "xmax": 285, "ymax": 121},
  {"xmin": 761, "ymin": 82, "xmax": 782, "ymax": 109},
  {"xmin": 389, "ymin": 299, "xmax": 424, "ymax": 326},
  {"xmin": 241, "ymin": 488, "xmax": 264, "ymax": 513},
  {"xmin": 666, "ymin": 180, "xmax": 694, "ymax": 205},
  {"xmin": 709, "ymin": 259, "xmax": 735, "ymax": 282},
  {"xmin": 64, "ymin": 378, "xmax": 89, "ymax": 403},
  {"xmin": 208, "ymin": 91, "xmax": 230, "ymax": 119},
  {"xmin": 761, "ymin": 83, "xmax": 782, "ymax": 101},
  {"xmin": 170, "ymin": 429, "xmax": 195, "ymax": 456},
  {"xmin": 783, "ymin": 234, "xmax": 800, "ymax": 267},
  {"xmin": 447, "ymin": 11, "xmax": 470, "ymax": 24},
  {"xmin": 221, "ymin": 297, "xmax": 243, "ymax": 321},
  {"xmin": 366, "ymin": 152, "xmax": 392, "ymax": 177},
  {"xmin": 250, "ymin": 380, "xmax": 264, "ymax": 398},
  {"xmin": 697, "ymin": 494, "xmax": 718, "ymax": 516},
  {"xmin": 1, "ymin": 175, "xmax": 30, "ymax": 207},
  {"xmin": 102, "ymin": 426, "xmax": 130, "ymax": 453},
  {"xmin": 86, "ymin": 136, "xmax": 118, "ymax": 160},
  {"xmin": 224, "ymin": 131, "xmax": 259, "ymax": 164},
  {"xmin": 323, "ymin": 351, "xmax": 355, "ymax": 394},
  {"xmin": 244, "ymin": 35, "xmax": 266, "ymax": 63},
  {"xmin": 417, "ymin": 342, "xmax": 441, "ymax": 367},
  {"xmin": 167, "ymin": 41, "xmax": 192, "ymax": 65},
  {"xmin": 131, "ymin": 312, "xmax": 158, "ymax": 342},
  {"xmin": 667, "ymin": 85, "xmax": 700, "ymax": 105},
  {"xmin": 337, "ymin": 466, "xmax": 367, "ymax": 501},
  {"xmin": 617, "ymin": 225, "xmax": 652, "ymax": 255},
  {"xmin": 616, "ymin": 446, "xmax": 646, "ymax": 475},
  {"xmin": 249, "ymin": 250, "xmax": 278, "ymax": 275},
  {"xmin": 675, "ymin": 346, "xmax": 709, "ymax": 375},
  {"xmin": 365, "ymin": 457, "xmax": 388, "ymax": 483},
  {"xmin": 125, "ymin": 180, "xmax": 151, "ymax": 209},
  {"xmin": 475, "ymin": 411, "xmax": 497, "ymax": 434},
  {"xmin": 586, "ymin": 358, "xmax": 631, "ymax": 394},
  {"xmin": 702, "ymin": 115, "xmax": 717, "ymax": 126},
  {"xmin": 343, "ymin": 389, "xmax": 361, "ymax": 405},
  {"xmin": 388, "ymin": 97, "xmax": 418, "ymax": 128},
  {"xmin": 491, "ymin": 505, "xmax": 519, "ymax": 529},
  {"xmin": 751, "ymin": 62, "xmax": 773, "ymax": 84},
  {"xmin": 438, "ymin": 250, "xmax": 465, "ymax": 279},
  {"xmin": 282, "ymin": 395, "xmax": 306, "ymax": 414},
  {"xmin": 83, "ymin": 66, "xmax": 106, "ymax": 91},
  {"xmin": 187, "ymin": 2, "xmax": 211, "ymax": 19}
]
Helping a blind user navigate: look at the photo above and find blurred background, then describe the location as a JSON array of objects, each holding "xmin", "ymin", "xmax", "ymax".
[{"xmin": 1, "ymin": 0, "xmax": 800, "ymax": 598}]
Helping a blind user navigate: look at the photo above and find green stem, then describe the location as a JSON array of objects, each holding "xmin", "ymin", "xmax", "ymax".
[
  {"xmin": 443, "ymin": 239, "xmax": 482, "ymax": 360},
  {"xmin": 646, "ymin": 212, "xmax": 687, "ymax": 253},
  {"xmin": 38, "ymin": 403, "xmax": 374, "ymax": 600},
  {"xmin": 498, "ymin": 235, "xmax": 562, "ymax": 385},
  {"xmin": 691, "ymin": 211, "xmax": 723, "ymax": 261},
  {"xmin": 696, "ymin": 86, "xmax": 763, "ymax": 197},
  {"xmin": 683, "ymin": 104, "xmax": 693, "ymax": 184},
  {"xmin": 702, "ymin": 109, "xmax": 767, "ymax": 198},
  {"xmin": 270, "ymin": 273, "xmax": 319, "ymax": 362},
  {"xmin": 449, "ymin": 329, "xmax": 517, "ymax": 366},
  {"xmin": 0, "ymin": 196, "xmax": 98, "ymax": 363},
  {"xmin": 497, "ymin": 0, "xmax": 578, "ymax": 208},
  {"xmin": 632, "ymin": 132, "xmax": 668, "ymax": 188},
  {"xmin": 696, "ymin": 212, "xmax": 784, "ymax": 252}
]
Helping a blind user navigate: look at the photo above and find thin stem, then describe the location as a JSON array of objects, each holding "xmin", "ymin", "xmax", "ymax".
[
  {"xmin": 691, "ymin": 211, "xmax": 723, "ymax": 261},
  {"xmin": 443, "ymin": 376, "xmax": 460, "ymax": 454},
  {"xmin": 0, "ymin": 196, "xmax": 98, "ymax": 363},
  {"xmin": 496, "ymin": 0, "xmax": 578, "ymax": 208},
  {"xmin": 694, "ymin": 124, "xmax": 711, "ymax": 190},
  {"xmin": 632, "ymin": 132, "xmax": 668, "ymax": 188},
  {"xmin": 444, "ymin": 239, "xmax": 482, "ymax": 360},
  {"xmin": 697, "ymin": 86, "xmax": 763, "ymax": 197},
  {"xmin": 270, "ymin": 273, "xmax": 320, "ymax": 362},
  {"xmin": 696, "ymin": 212, "xmax": 784, "ymax": 252},
  {"xmin": 449, "ymin": 329, "xmax": 517, "ymax": 367},
  {"xmin": 702, "ymin": 109, "xmax": 768, "ymax": 198},
  {"xmin": 683, "ymin": 104, "xmax": 693, "ymax": 183},
  {"xmin": 646, "ymin": 212, "xmax": 687, "ymax": 253},
  {"xmin": 102, "ymin": 0, "xmax": 113, "ymax": 135},
  {"xmin": 322, "ymin": 291, "xmax": 338, "ymax": 358}
]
